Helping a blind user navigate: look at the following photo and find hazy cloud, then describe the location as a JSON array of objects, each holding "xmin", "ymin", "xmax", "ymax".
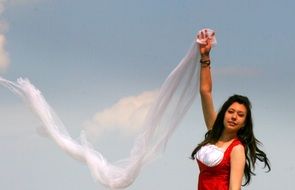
[
  {"xmin": 0, "ymin": 1, "xmax": 6, "ymax": 14},
  {"xmin": 0, "ymin": 34, "xmax": 9, "ymax": 72},
  {"xmin": 0, "ymin": 0, "xmax": 42, "ymax": 73},
  {"xmin": 83, "ymin": 90, "xmax": 158, "ymax": 141},
  {"xmin": 0, "ymin": 0, "xmax": 9, "ymax": 72}
]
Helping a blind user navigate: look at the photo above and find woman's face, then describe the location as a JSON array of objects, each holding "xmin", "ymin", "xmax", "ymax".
[{"xmin": 223, "ymin": 102, "xmax": 247, "ymax": 133}]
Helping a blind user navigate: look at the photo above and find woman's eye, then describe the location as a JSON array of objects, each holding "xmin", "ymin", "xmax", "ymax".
[
  {"xmin": 228, "ymin": 110, "xmax": 234, "ymax": 113},
  {"xmin": 238, "ymin": 113, "xmax": 245, "ymax": 117}
]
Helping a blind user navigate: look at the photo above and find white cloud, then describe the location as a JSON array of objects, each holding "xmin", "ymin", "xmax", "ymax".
[
  {"xmin": 83, "ymin": 90, "xmax": 158, "ymax": 141},
  {"xmin": 0, "ymin": 1, "xmax": 6, "ymax": 14},
  {"xmin": 0, "ymin": 0, "xmax": 44, "ymax": 73},
  {"xmin": 0, "ymin": 0, "xmax": 9, "ymax": 73},
  {"xmin": 0, "ymin": 33, "xmax": 9, "ymax": 72}
]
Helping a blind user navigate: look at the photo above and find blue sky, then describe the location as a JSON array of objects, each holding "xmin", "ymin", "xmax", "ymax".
[{"xmin": 0, "ymin": 0, "xmax": 295, "ymax": 189}]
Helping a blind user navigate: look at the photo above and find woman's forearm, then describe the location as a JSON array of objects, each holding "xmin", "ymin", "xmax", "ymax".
[
  {"xmin": 199, "ymin": 55, "xmax": 216, "ymax": 129},
  {"xmin": 199, "ymin": 55, "xmax": 212, "ymax": 95}
]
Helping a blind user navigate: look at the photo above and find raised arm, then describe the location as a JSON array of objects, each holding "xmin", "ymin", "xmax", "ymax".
[{"xmin": 198, "ymin": 30, "xmax": 217, "ymax": 130}]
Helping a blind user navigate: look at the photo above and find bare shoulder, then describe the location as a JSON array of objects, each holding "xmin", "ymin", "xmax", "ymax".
[{"xmin": 231, "ymin": 144, "xmax": 245, "ymax": 158}]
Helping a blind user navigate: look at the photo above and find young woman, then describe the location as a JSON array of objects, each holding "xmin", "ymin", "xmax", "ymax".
[{"xmin": 191, "ymin": 30, "xmax": 271, "ymax": 190}]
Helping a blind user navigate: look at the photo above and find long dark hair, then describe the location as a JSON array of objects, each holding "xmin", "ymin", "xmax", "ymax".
[{"xmin": 191, "ymin": 94, "xmax": 271, "ymax": 185}]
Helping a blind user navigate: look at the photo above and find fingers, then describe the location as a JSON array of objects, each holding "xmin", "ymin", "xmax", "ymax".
[
  {"xmin": 196, "ymin": 28, "xmax": 216, "ymax": 49},
  {"xmin": 204, "ymin": 29, "xmax": 208, "ymax": 39},
  {"xmin": 199, "ymin": 30, "xmax": 207, "ymax": 40},
  {"xmin": 198, "ymin": 29, "xmax": 212, "ymax": 45}
]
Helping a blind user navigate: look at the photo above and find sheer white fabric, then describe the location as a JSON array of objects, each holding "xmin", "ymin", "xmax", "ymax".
[
  {"xmin": 0, "ymin": 29, "xmax": 216, "ymax": 189},
  {"xmin": 196, "ymin": 144, "xmax": 224, "ymax": 167}
]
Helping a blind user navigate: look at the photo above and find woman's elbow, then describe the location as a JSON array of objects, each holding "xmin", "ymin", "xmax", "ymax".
[{"xmin": 199, "ymin": 86, "xmax": 212, "ymax": 96}]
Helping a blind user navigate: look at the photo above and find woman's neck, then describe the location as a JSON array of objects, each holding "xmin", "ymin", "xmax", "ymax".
[{"xmin": 219, "ymin": 131, "xmax": 237, "ymax": 142}]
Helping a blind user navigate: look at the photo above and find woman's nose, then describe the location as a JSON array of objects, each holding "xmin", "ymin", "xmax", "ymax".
[{"xmin": 231, "ymin": 113, "xmax": 237, "ymax": 120}]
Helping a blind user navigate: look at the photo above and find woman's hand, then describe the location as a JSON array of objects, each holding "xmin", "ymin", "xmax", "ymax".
[{"xmin": 197, "ymin": 29, "xmax": 215, "ymax": 60}]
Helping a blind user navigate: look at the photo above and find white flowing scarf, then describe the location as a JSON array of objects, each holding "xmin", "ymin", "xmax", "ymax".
[{"xmin": 0, "ymin": 29, "xmax": 216, "ymax": 189}]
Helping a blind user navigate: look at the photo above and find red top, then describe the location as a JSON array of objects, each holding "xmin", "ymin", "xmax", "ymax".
[{"xmin": 196, "ymin": 139, "xmax": 242, "ymax": 190}]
